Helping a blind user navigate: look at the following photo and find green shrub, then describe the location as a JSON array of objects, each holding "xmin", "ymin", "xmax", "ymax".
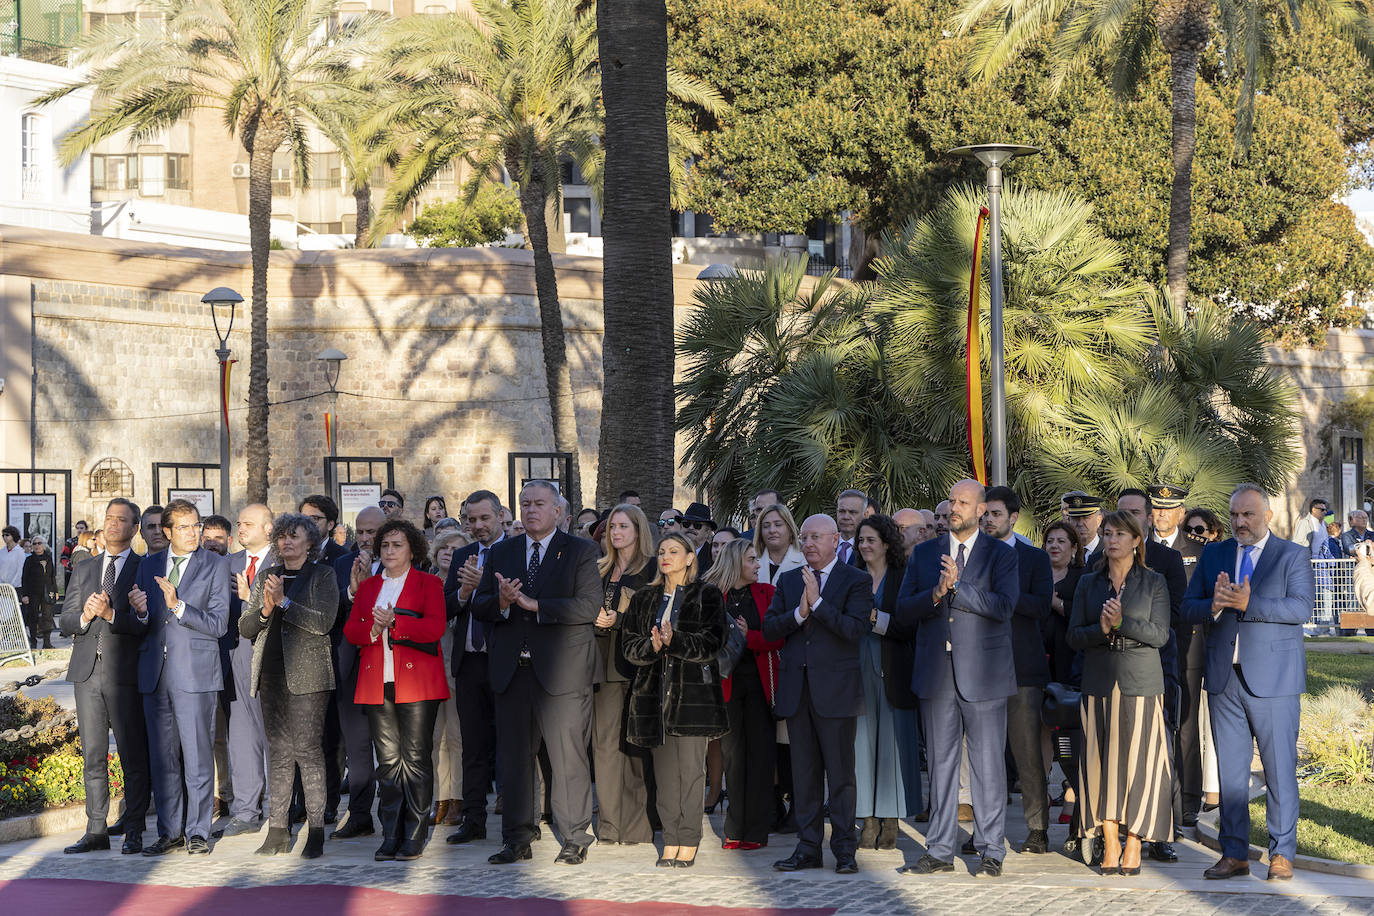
[
  {"xmin": 406, "ymin": 185, "xmax": 524, "ymax": 248},
  {"xmin": 0, "ymin": 693, "xmax": 79, "ymax": 762},
  {"xmin": 1300, "ymin": 686, "xmax": 1374, "ymax": 785}
]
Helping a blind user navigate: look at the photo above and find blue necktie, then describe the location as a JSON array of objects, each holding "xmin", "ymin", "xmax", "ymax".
[{"xmin": 1238, "ymin": 544, "xmax": 1255, "ymax": 585}]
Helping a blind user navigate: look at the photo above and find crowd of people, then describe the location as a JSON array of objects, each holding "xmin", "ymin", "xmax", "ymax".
[{"xmin": 40, "ymin": 476, "xmax": 1313, "ymax": 882}]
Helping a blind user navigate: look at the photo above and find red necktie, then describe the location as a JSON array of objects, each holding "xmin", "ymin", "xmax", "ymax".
[{"xmin": 246, "ymin": 554, "xmax": 259, "ymax": 585}]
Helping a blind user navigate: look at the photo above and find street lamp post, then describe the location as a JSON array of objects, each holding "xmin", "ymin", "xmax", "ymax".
[
  {"xmin": 203, "ymin": 287, "xmax": 243, "ymax": 514},
  {"xmin": 316, "ymin": 348, "xmax": 348, "ymax": 459},
  {"xmin": 949, "ymin": 143, "xmax": 1040, "ymax": 487}
]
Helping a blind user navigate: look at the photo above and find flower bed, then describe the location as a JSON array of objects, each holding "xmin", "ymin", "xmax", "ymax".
[{"xmin": 0, "ymin": 693, "xmax": 122, "ymax": 818}]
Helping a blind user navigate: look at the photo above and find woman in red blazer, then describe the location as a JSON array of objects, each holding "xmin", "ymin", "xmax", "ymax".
[
  {"xmin": 702, "ymin": 539, "xmax": 781, "ymax": 850},
  {"xmin": 343, "ymin": 518, "xmax": 449, "ymax": 862}
]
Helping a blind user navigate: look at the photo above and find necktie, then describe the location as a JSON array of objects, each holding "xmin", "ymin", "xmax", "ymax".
[
  {"xmin": 956, "ymin": 542, "xmax": 967, "ymax": 576},
  {"xmin": 528, "ymin": 541, "xmax": 541, "ymax": 581},
  {"xmin": 470, "ymin": 547, "xmax": 488, "ymax": 651},
  {"xmin": 1238, "ymin": 545, "xmax": 1255, "ymax": 585},
  {"xmin": 839, "ymin": 541, "xmax": 851, "ymax": 564},
  {"xmin": 246, "ymin": 554, "xmax": 259, "ymax": 585},
  {"xmin": 169, "ymin": 555, "xmax": 186, "ymax": 587},
  {"xmin": 98, "ymin": 556, "xmax": 116, "ymax": 656}
]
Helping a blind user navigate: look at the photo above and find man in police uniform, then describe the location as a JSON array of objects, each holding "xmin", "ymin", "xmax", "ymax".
[
  {"xmin": 1062, "ymin": 493, "xmax": 1103, "ymax": 561},
  {"xmin": 1149, "ymin": 483, "xmax": 1206, "ymax": 827}
]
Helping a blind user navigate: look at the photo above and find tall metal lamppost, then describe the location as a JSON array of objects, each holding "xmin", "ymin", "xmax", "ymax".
[
  {"xmin": 203, "ymin": 287, "xmax": 243, "ymax": 514},
  {"xmin": 949, "ymin": 143, "xmax": 1039, "ymax": 487},
  {"xmin": 316, "ymin": 348, "xmax": 348, "ymax": 459}
]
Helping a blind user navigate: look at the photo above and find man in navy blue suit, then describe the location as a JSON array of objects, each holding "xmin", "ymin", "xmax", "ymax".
[
  {"xmin": 130, "ymin": 499, "xmax": 229, "ymax": 856},
  {"xmin": 762, "ymin": 513, "xmax": 873, "ymax": 874},
  {"xmin": 896, "ymin": 479, "xmax": 1018, "ymax": 878},
  {"xmin": 1181, "ymin": 483, "xmax": 1313, "ymax": 881}
]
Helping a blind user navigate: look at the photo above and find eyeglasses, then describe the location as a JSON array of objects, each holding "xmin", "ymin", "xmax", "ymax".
[
  {"xmin": 171, "ymin": 523, "xmax": 203, "ymax": 534},
  {"xmin": 657, "ymin": 518, "xmax": 682, "ymax": 529},
  {"xmin": 303, "ymin": 513, "xmax": 328, "ymax": 523},
  {"xmin": 1184, "ymin": 524, "xmax": 1208, "ymax": 535},
  {"xmin": 680, "ymin": 520, "xmax": 705, "ymax": 531},
  {"xmin": 378, "ymin": 500, "xmax": 401, "ymax": 509}
]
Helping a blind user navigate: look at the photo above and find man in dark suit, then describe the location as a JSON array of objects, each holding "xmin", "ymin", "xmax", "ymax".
[
  {"xmin": 980, "ymin": 486, "xmax": 1054, "ymax": 855},
  {"xmin": 1111, "ymin": 487, "xmax": 1189, "ymax": 861},
  {"xmin": 1182, "ymin": 483, "xmax": 1312, "ymax": 882},
  {"xmin": 328, "ymin": 505, "xmax": 384, "ymax": 838},
  {"xmin": 299, "ymin": 494, "xmax": 348, "ymax": 566},
  {"xmin": 214, "ymin": 503, "xmax": 274, "ymax": 839},
  {"xmin": 681, "ymin": 501, "xmax": 717, "ymax": 573},
  {"xmin": 896, "ymin": 479, "xmax": 1018, "ymax": 878},
  {"xmin": 59, "ymin": 497, "xmax": 150, "ymax": 855},
  {"xmin": 131, "ymin": 499, "xmax": 229, "ymax": 856},
  {"xmin": 1149, "ymin": 483, "xmax": 1208, "ymax": 827},
  {"xmin": 472, "ymin": 480, "xmax": 601, "ymax": 866},
  {"xmin": 442, "ymin": 489, "xmax": 505, "ymax": 844},
  {"xmin": 835, "ymin": 489, "xmax": 869, "ymax": 567},
  {"xmin": 762, "ymin": 513, "xmax": 872, "ymax": 874}
]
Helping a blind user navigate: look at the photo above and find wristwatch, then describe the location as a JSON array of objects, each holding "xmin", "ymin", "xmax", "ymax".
[{"xmin": 280, "ymin": 596, "xmax": 293, "ymax": 612}]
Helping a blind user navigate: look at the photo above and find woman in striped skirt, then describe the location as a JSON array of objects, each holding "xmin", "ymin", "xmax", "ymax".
[{"xmin": 1068, "ymin": 510, "xmax": 1174, "ymax": 875}]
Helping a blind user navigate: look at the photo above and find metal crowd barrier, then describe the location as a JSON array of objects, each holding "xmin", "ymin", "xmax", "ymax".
[
  {"xmin": 0, "ymin": 583, "xmax": 35, "ymax": 667},
  {"xmin": 1309, "ymin": 557, "xmax": 1374, "ymax": 631}
]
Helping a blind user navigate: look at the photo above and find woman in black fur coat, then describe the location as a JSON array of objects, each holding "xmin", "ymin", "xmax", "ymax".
[{"xmin": 622, "ymin": 532, "xmax": 728, "ymax": 868}]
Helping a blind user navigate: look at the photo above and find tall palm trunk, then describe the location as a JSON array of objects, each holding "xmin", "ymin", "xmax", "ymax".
[
  {"xmin": 517, "ymin": 166, "xmax": 583, "ymax": 510},
  {"xmin": 353, "ymin": 182, "xmax": 372, "ymax": 249},
  {"xmin": 243, "ymin": 117, "xmax": 286, "ymax": 504},
  {"xmin": 1165, "ymin": 47, "xmax": 1200, "ymax": 307},
  {"xmin": 595, "ymin": 0, "xmax": 675, "ymax": 513}
]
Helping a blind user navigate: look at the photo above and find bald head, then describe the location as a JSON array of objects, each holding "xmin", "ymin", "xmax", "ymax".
[
  {"xmin": 235, "ymin": 503, "xmax": 275, "ymax": 551},
  {"xmin": 799, "ymin": 513, "xmax": 840, "ymax": 569},
  {"xmin": 946, "ymin": 479, "xmax": 987, "ymax": 537},
  {"xmin": 354, "ymin": 506, "xmax": 385, "ymax": 554},
  {"xmin": 894, "ymin": 508, "xmax": 923, "ymax": 552}
]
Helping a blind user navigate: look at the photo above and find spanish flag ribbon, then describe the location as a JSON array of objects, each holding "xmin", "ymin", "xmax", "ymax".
[
  {"xmin": 219, "ymin": 358, "xmax": 237, "ymax": 448},
  {"xmin": 325, "ymin": 412, "xmax": 336, "ymax": 452},
  {"xmin": 967, "ymin": 206, "xmax": 990, "ymax": 486}
]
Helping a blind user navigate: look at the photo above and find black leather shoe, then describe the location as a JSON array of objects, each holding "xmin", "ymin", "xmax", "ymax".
[
  {"xmin": 532, "ymin": 825, "xmax": 543, "ymax": 842},
  {"xmin": 212, "ymin": 818, "xmax": 262, "ymax": 839},
  {"xmin": 1020, "ymin": 830, "xmax": 1049, "ymax": 854},
  {"xmin": 64, "ymin": 833, "xmax": 110, "ymax": 854},
  {"xmin": 656, "ymin": 856, "xmax": 676, "ymax": 867},
  {"xmin": 555, "ymin": 841, "xmax": 589, "ymax": 865},
  {"xmin": 396, "ymin": 838, "xmax": 425, "ymax": 861},
  {"xmin": 301, "ymin": 827, "xmax": 326, "ymax": 859},
  {"xmin": 961, "ymin": 837, "xmax": 977, "ymax": 855},
  {"xmin": 1148, "ymin": 842, "xmax": 1178, "ymax": 862},
  {"xmin": 107, "ymin": 819, "xmax": 127, "ymax": 837},
  {"xmin": 142, "ymin": 835, "xmax": 185, "ymax": 856},
  {"xmin": 186, "ymin": 835, "xmax": 210, "ymax": 855},
  {"xmin": 1181, "ymin": 810, "xmax": 1199, "ymax": 828},
  {"xmin": 446, "ymin": 821, "xmax": 487, "ymax": 844},
  {"xmin": 974, "ymin": 856, "xmax": 1002, "ymax": 878},
  {"xmin": 331, "ymin": 817, "xmax": 375, "ymax": 839},
  {"xmin": 121, "ymin": 832, "xmax": 143, "ymax": 855},
  {"xmin": 374, "ymin": 838, "xmax": 400, "ymax": 861},
  {"xmin": 674, "ymin": 857, "xmax": 697, "ymax": 868},
  {"xmin": 323, "ymin": 809, "xmax": 338, "ymax": 826},
  {"xmin": 773, "ymin": 850, "xmax": 823, "ymax": 871},
  {"xmin": 489, "ymin": 843, "xmax": 533, "ymax": 864},
  {"xmin": 902, "ymin": 854, "xmax": 955, "ymax": 875},
  {"xmin": 835, "ymin": 854, "xmax": 859, "ymax": 874}
]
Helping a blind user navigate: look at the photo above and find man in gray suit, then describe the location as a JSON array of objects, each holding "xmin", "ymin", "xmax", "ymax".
[
  {"xmin": 131, "ymin": 499, "xmax": 230, "ymax": 856},
  {"xmin": 214, "ymin": 503, "xmax": 274, "ymax": 838}
]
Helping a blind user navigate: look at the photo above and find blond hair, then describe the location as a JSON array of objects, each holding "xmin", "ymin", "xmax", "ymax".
[
  {"xmin": 597, "ymin": 504, "xmax": 654, "ymax": 579},
  {"xmin": 702, "ymin": 538, "xmax": 754, "ymax": 593},
  {"xmin": 752, "ymin": 503, "xmax": 800, "ymax": 556}
]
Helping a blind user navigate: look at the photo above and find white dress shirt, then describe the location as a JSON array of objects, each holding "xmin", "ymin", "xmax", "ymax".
[
  {"xmin": 793, "ymin": 556, "xmax": 839, "ymax": 626},
  {"xmin": 1083, "ymin": 535, "xmax": 1101, "ymax": 557},
  {"xmin": 1225, "ymin": 533, "xmax": 1269, "ymax": 662},
  {"xmin": 1154, "ymin": 529, "xmax": 1180, "ymax": 549},
  {"xmin": 376, "ymin": 568, "xmax": 409, "ymax": 684},
  {"xmin": 945, "ymin": 530, "xmax": 980, "ymax": 650},
  {"xmin": 503, "ymin": 531, "xmax": 555, "ymax": 621}
]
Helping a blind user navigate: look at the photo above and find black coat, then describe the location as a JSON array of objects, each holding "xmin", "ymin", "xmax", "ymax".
[
  {"xmin": 442, "ymin": 538, "xmax": 502, "ymax": 677},
  {"xmin": 1067, "ymin": 564, "xmax": 1171, "ymax": 696},
  {"xmin": 240, "ymin": 561, "xmax": 339, "ymax": 696},
  {"xmin": 621, "ymin": 580, "xmax": 728, "ymax": 747},
  {"xmin": 873, "ymin": 567, "xmax": 919, "ymax": 710},
  {"xmin": 20, "ymin": 552, "xmax": 55, "ymax": 608},
  {"xmin": 1010, "ymin": 539, "xmax": 1055, "ymax": 687}
]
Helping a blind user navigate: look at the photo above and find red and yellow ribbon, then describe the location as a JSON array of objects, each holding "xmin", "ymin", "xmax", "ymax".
[
  {"xmin": 219, "ymin": 358, "xmax": 237, "ymax": 448},
  {"xmin": 967, "ymin": 206, "xmax": 989, "ymax": 486},
  {"xmin": 325, "ymin": 412, "xmax": 336, "ymax": 452}
]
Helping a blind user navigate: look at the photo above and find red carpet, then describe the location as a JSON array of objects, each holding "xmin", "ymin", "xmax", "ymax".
[{"xmin": 0, "ymin": 879, "xmax": 837, "ymax": 916}]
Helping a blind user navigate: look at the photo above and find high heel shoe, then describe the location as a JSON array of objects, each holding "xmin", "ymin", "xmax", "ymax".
[
  {"xmin": 254, "ymin": 827, "xmax": 291, "ymax": 856},
  {"xmin": 705, "ymin": 790, "xmax": 726, "ymax": 815},
  {"xmin": 1119, "ymin": 865, "xmax": 1141, "ymax": 876}
]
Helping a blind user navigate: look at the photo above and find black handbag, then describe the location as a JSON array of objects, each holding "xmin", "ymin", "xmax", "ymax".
[{"xmin": 1041, "ymin": 682, "xmax": 1083, "ymax": 730}]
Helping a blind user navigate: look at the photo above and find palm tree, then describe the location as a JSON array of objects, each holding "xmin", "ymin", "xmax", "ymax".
[
  {"xmin": 677, "ymin": 185, "xmax": 1301, "ymax": 526},
  {"xmin": 594, "ymin": 0, "xmax": 675, "ymax": 512},
  {"xmin": 954, "ymin": 0, "xmax": 1374, "ymax": 306},
  {"xmin": 37, "ymin": 0, "xmax": 382, "ymax": 502},
  {"xmin": 371, "ymin": 0, "xmax": 603, "ymax": 509}
]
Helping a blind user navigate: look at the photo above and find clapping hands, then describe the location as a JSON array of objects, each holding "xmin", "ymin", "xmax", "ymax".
[
  {"xmin": 1213, "ymin": 572, "xmax": 1251, "ymax": 613},
  {"xmin": 651, "ymin": 618, "xmax": 674, "ymax": 652},
  {"xmin": 1099, "ymin": 595, "xmax": 1123, "ymax": 635}
]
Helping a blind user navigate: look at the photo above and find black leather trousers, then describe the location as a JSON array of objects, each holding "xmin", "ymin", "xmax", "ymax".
[{"xmin": 366, "ymin": 684, "xmax": 440, "ymax": 845}]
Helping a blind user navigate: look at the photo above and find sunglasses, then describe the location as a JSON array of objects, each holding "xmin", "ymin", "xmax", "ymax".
[
  {"xmin": 378, "ymin": 500, "xmax": 401, "ymax": 509},
  {"xmin": 657, "ymin": 518, "xmax": 683, "ymax": 529},
  {"xmin": 1184, "ymin": 524, "xmax": 1209, "ymax": 535},
  {"xmin": 680, "ymin": 520, "xmax": 706, "ymax": 531}
]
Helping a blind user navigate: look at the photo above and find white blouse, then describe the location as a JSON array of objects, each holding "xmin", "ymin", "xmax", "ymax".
[{"xmin": 375, "ymin": 568, "xmax": 409, "ymax": 684}]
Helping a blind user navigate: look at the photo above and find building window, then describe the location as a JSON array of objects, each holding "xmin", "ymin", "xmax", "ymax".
[
  {"xmin": 166, "ymin": 153, "xmax": 189, "ymax": 190},
  {"xmin": 92, "ymin": 154, "xmax": 139, "ymax": 191},
  {"xmin": 271, "ymin": 154, "xmax": 294, "ymax": 197},
  {"xmin": 140, "ymin": 152, "xmax": 166, "ymax": 196},
  {"xmin": 563, "ymin": 195, "xmax": 592, "ymax": 235},
  {"xmin": 306, "ymin": 151, "xmax": 341, "ymax": 189},
  {"xmin": 305, "ymin": 220, "xmax": 344, "ymax": 234},
  {"xmin": 20, "ymin": 114, "xmax": 44, "ymax": 200}
]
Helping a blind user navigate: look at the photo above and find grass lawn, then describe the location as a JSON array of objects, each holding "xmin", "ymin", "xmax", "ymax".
[
  {"xmin": 1251, "ymin": 784, "xmax": 1374, "ymax": 865},
  {"xmin": 1305, "ymin": 648, "xmax": 1374, "ymax": 698},
  {"xmin": 1306, "ymin": 636, "xmax": 1374, "ymax": 645}
]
